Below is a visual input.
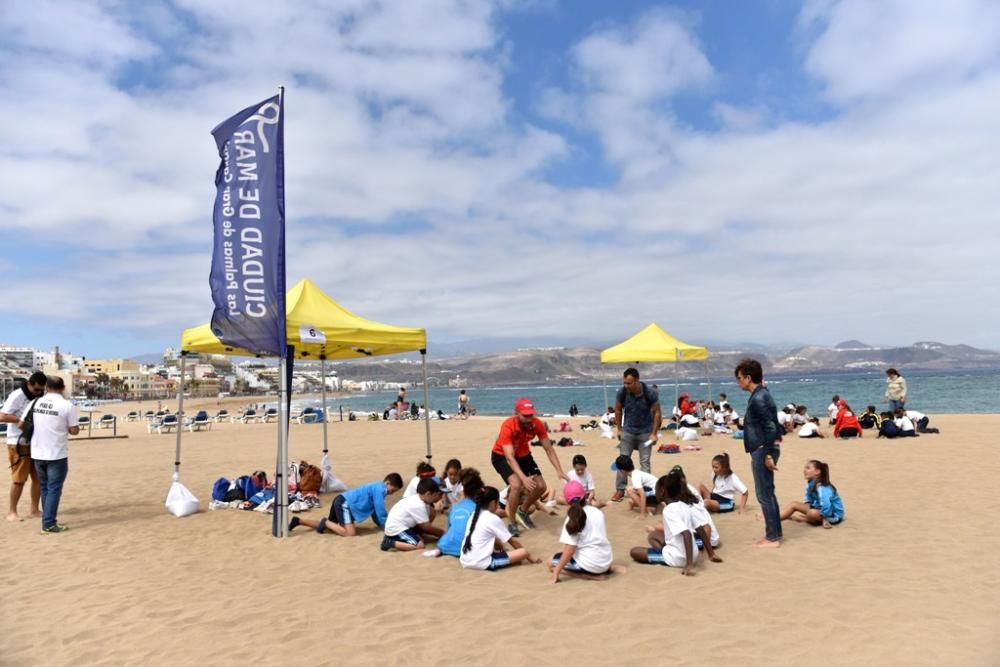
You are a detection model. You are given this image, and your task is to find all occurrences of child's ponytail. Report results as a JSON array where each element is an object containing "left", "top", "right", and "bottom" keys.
[
  {"left": 462, "top": 486, "right": 500, "bottom": 554},
  {"left": 565, "top": 500, "right": 587, "bottom": 536}
]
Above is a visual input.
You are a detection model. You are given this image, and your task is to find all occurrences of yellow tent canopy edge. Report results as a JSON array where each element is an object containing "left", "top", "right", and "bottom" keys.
[
  {"left": 180, "top": 278, "right": 427, "bottom": 360},
  {"left": 599, "top": 322, "right": 709, "bottom": 364}
]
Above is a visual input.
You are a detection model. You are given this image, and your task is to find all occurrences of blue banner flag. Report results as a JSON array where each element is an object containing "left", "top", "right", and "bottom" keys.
[{"left": 208, "top": 94, "right": 287, "bottom": 356}]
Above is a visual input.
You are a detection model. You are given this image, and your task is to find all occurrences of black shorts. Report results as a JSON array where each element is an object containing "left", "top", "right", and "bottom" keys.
[
  {"left": 327, "top": 494, "right": 352, "bottom": 525},
  {"left": 839, "top": 427, "right": 860, "bottom": 439},
  {"left": 492, "top": 452, "right": 541, "bottom": 483}
]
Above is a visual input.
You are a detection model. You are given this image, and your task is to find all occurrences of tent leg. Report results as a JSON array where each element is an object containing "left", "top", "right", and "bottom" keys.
[
  {"left": 173, "top": 353, "right": 186, "bottom": 479},
  {"left": 321, "top": 357, "right": 328, "bottom": 455},
  {"left": 602, "top": 371, "right": 609, "bottom": 414},
  {"left": 674, "top": 365, "right": 679, "bottom": 410},
  {"left": 421, "top": 350, "right": 432, "bottom": 463},
  {"left": 274, "top": 352, "right": 290, "bottom": 538}
]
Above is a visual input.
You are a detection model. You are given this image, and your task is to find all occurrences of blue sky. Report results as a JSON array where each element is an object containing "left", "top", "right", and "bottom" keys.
[{"left": 2, "top": 0, "right": 999, "bottom": 359}]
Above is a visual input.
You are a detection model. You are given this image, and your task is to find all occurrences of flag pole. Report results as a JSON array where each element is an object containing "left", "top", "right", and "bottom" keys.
[
  {"left": 321, "top": 356, "right": 329, "bottom": 454},
  {"left": 421, "top": 350, "right": 432, "bottom": 463},
  {"left": 173, "top": 352, "right": 186, "bottom": 479},
  {"left": 273, "top": 84, "right": 289, "bottom": 538}
]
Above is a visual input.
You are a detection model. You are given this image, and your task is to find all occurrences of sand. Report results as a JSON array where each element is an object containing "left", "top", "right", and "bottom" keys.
[{"left": 6, "top": 402, "right": 1000, "bottom": 666}]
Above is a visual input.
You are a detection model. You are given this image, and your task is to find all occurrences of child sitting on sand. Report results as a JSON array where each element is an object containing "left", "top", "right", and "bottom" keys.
[
  {"left": 833, "top": 401, "right": 862, "bottom": 439},
  {"left": 779, "top": 460, "right": 845, "bottom": 528},
  {"left": 798, "top": 417, "right": 825, "bottom": 439},
  {"left": 562, "top": 454, "right": 606, "bottom": 508},
  {"left": 630, "top": 471, "right": 722, "bottom": 574},
  {"left": 442, "top": 458, "right": 463, "bottom": 509},
  {"left": 550, "top": 481, "right": 626, "bottom": 583},
  {"left": 858, "top": 405, "right": 881, "bottom": 430},
  {"left": 697, "top": 452, "right": 748, "bottom": 514},
  {"left": 381, "top": 477, "right": 445, "bottom": 552},
  {"left": 673, "top": 464, "right": 721, "bottom": 550},
  {"left": 289, "top": 473, "right": 403, "bottom": 536},
  {"left": 434, "top": 468, "right": 484, "bottom": 558},
  {"left": 460, "top": 487, "right": 541, "bottom": 570},
  {"left": 403, "top": 461, "right": 437, "bottom": 497},
  {"left": 893, "top": 409, "right": 918, "bottom": 437},
  {"left": 616, "top": 455, "right": 659, "bottom": 517}
]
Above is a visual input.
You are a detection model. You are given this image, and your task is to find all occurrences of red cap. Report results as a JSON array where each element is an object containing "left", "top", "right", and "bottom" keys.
[{"left": 515, "top": 398, "right": 535, "bottom": 416}]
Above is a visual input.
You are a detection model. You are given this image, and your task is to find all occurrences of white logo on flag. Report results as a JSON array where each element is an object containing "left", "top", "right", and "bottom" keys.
[{"left": 299, "top": 325, "right": 326, "bottom": 344}]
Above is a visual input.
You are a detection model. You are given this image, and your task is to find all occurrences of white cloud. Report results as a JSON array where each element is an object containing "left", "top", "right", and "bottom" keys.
[
  {"left": 803, "top": 0, "right": 1000, "bottom": 103},
  {"left": 1, "top": 1, "right": 999, "bottom": 354}
]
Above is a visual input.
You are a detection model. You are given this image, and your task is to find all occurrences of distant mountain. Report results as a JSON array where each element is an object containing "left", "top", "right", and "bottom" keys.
[
  {"left": 321, "top": 340, "right": 1000, "bottom": 387},
  {"left": 834, "top": 340, "right": 872, "bottom": 350},
  {"left": 130, "top": 352, "right": 164, "bottom": 364}
]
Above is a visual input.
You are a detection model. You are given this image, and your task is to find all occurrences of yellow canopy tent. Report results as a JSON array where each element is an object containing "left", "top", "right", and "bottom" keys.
[
  {"left": 599, "top": 322, "right": 710, "bottom": 408},
  {"left": 172, "top": 280, "right": 432, "bottom": 535},
  {"left": 181, "top": 278, "right": 426, "bottom": 359}
]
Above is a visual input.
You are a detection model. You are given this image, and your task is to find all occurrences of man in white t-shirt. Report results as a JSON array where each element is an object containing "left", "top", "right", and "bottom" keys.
[
  {"left": 0, "top": 371, "right": 47, "bottom": 522},
  {"left": 25, "top": 376, "right": 79, "bottom": 534}
]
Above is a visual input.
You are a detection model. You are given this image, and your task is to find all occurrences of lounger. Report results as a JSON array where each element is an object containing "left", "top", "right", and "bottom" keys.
[
  {"left": 97, "top": 414, "right": 117, "bottom": 429},
  {"left": 294, "top": 407, "right": 320, "bottom": 424},
  {"left": 185, "top": 411, "right": 212, "bottom": 432},
  {"left": 125, "top": 411, "right": 139, "bottom": 422},
  {"left": 78, "top": 415, "right": 91, "bottom": 428},
  {"left": 156, "top": 414, "right": 180, "bottom": 434},
  {"left": 212, "top": 409, "right": 230, "bottom": 422},
  {"left": 262, "top": 407, "right": 279, "bottom": 423},
  {"left": 233, "top": 409, "right": 258, "bottom": 424}
]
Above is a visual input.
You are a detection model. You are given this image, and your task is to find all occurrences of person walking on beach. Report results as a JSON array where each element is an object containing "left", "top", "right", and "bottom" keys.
[
  {"left": 0, "top": 371, "right": 47, "bottom": 522},
  {"left": 884, "top": 369, "right": 907, "bottom": 413},
  {"left": 735, "top": 359, "right": 783, "bottom": 548},
  {"left": 491, "top": 398, "right": 569, "bottom": 536},
  {"left": 458, "top": 389, "right": 470, "bottom": 418},
  {"left": 25, "top": 376, "right": 79, "bottom": 534},
  {"left": 610, "top": 368, "right": 661, "bottom": 503}
]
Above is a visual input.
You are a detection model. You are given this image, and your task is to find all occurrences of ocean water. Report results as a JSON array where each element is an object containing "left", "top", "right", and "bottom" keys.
[{"left": 301, "top": 369, "right": 1000, "bottom": 417}]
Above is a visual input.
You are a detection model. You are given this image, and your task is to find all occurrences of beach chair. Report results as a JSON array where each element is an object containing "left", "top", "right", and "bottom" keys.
[
  {"left": 212, "top": 409, "right": 230, "bottom": 423},
  {"left": 97, "top": 414, "right": 117, "bottom": 429},
  {"left": 185, "top": 411, "right": 212, "bottom": 432},
  {"left": 294, "top": 407, "right": 319, "bottom": 424},
  {"left": 78, "top": 415, "right": 91, "bottom": 428},
  {"left": 125, "top": 411, "right": 139, "bottom": 422},
  {"left": 262, "top": 407, "right": 279, "bottom": 423},
  {"left": 143, "top": 410, "right": 155, "bottom": 421},
  {"left": 234, "top": 409, "right": 258, "bottom": 424},
  {"left": 156, "top": 414, "right": 179, "bottom": 434}
]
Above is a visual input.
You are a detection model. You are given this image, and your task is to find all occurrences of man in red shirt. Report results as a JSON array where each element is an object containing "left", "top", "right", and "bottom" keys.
[{"left": 492, "top": 398, "right": 569, "bottom": 536}]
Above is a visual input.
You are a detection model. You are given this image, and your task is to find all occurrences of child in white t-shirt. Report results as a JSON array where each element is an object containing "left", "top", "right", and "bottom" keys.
[
  {"left": 403, "top": 461, "right": 436, "bottom": 498},
  {"left": 697, "top": 452, "right": 749, "bottom": 514},
  {"left": 560, "top": 454, "right": 605, "bottom": 508},
  {"left": 616, "top": 455, "right": 658, "bottom": 516},
  {"left": 630, "top": 470, "right": 721, "bottom": 573},
  {"left": 460, "top": 487, "right": 540, "bottom": 570},
  {"left": 442, "top": 458, "right": 463, "bottom": 510},
  {"left": 892, "top": 409, "right": 917, "bottom": 437},
  {"left": 798, "top": 417, "right": 825, "bottom": 439},
  {"left": 550, "top": 481, "right": 626, "bottom": 582},
  {"left": 381, "top": 477, "right": 444, "bottom": 552}
]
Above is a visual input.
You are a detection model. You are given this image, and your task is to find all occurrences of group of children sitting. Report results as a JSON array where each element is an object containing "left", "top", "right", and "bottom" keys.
[{"left": 287, "top": 450, "right": 845, "bottom": 579}]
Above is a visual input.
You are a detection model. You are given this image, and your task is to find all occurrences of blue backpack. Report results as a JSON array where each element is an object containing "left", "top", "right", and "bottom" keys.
[{"left": 212, "top": 477, "right": 231, "bottom": 501}]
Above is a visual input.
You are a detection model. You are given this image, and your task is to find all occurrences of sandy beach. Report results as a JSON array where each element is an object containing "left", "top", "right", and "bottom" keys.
[{"left": 6, "top": 402, "right": 999, "bottom": 666}]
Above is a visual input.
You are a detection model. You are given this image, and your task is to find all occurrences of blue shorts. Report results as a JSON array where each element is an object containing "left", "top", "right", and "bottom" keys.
[
  {"left": 328, "top": 494, "right": 353, "bottom": 526},
  {"left": 711, "top": 492, "right": 735, "bottom": 513},
  {"left": 550, "top": 553, "right": 608, "bottom": 575},
  {"left": 380, "top": 528, "right": 422, "bottom": 551},
  {"left": 487, "top": 552, "right": 511, "bottom": 571},
  {"left": 645, "top": 548, "right": 672, "bottom": 566}
]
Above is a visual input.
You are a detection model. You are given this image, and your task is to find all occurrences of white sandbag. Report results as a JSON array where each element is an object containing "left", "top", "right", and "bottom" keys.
[
  {"left": 165, "top": 476, "right": 199, "bottom": 517},
  {"left": 320, "top": 453, "right": 348, "bottom": 493}
]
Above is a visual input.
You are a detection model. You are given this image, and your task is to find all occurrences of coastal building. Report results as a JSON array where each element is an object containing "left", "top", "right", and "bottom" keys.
[{"left": 85, "top": 358, "right": 140, "bottom": 375}]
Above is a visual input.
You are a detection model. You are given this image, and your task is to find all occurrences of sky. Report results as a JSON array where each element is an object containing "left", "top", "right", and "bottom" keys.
[{"left": 2, "top": 0, "right": 999, "bottom": 359}]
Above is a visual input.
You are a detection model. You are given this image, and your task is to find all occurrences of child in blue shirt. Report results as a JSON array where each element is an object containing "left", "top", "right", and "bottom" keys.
[
  {"left": 780, "top": 460, "right": 845, "bottom": 528},
  {"left": 288, "top": 473, "right": 403, "bottom": 536},
  {"left": 431, "top": 468, "right": 484, "bottom": 558}
]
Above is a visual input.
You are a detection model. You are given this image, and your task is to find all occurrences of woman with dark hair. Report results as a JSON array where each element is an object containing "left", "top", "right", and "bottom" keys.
[
  {"left": 884, "top": 369, "right": 907, "bottom": 413},
  {"left": 460, "top": 487, "right": 540, "bottom": 571}
]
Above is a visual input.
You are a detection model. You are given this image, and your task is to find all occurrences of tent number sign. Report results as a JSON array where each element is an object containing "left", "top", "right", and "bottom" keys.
[{"left": 299, "top": 324, "right": 326, "bottom": 344}]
